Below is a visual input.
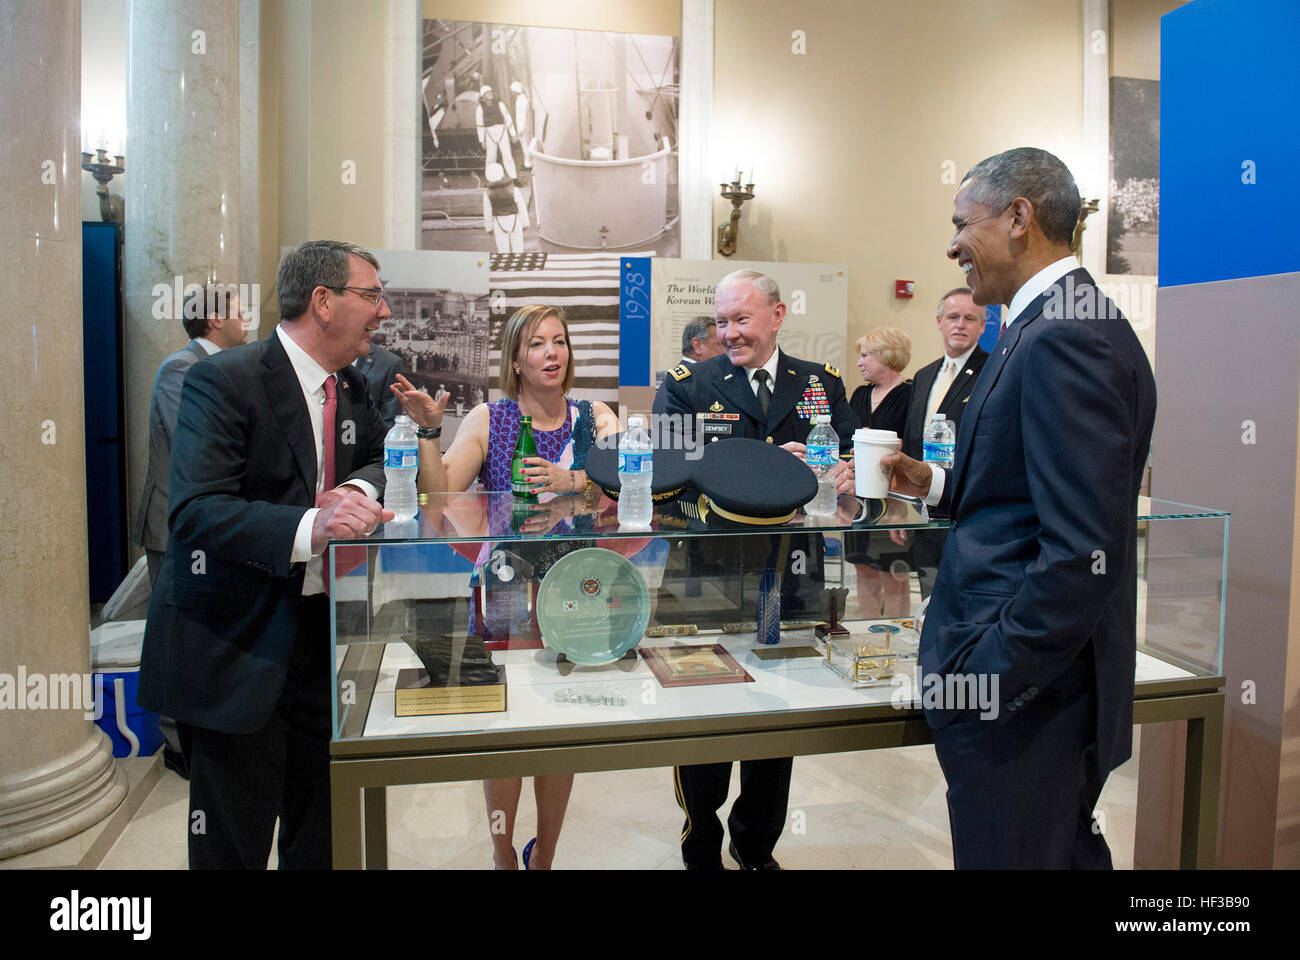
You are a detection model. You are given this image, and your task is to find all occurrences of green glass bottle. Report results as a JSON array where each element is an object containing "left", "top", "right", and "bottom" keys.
[{"left": 511, "top": 415, "right": 539, "bottom": 502}]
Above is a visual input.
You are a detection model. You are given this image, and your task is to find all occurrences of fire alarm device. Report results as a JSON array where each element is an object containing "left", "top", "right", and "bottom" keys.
[{"left": 895, "top": 280, "right": 915, "bottom": 299}]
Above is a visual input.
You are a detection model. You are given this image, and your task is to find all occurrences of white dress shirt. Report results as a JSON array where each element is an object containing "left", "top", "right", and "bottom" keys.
[
  {"left": 194, "top": 337, "right": 221, "bottom": 355},
  {"left": 923, "top": 256, "right": 1080, "bottom": 506},
  {"left": 277, "top": 325, "right": 378, "bottom": 595},
  {"left": 924, "top": 344, "right": 978, "bottom": 423}
]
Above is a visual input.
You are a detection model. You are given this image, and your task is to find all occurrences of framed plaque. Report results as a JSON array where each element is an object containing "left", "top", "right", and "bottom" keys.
[{"left": 640, "top": 643, "right": 754, "bottom": 688}]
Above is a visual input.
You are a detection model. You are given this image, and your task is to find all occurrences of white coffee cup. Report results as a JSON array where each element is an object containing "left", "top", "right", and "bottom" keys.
[{"left": 852, "top": 428, "right": 901, "bottom": 498}]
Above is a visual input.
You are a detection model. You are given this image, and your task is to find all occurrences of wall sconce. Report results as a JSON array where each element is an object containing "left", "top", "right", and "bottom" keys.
[
  {"left": 717, "top": 168, "right": 755, "bottom": 257},
  {"left": 82, "top": 147, "right": 125, "bottom": 225},
  {"left": 1071, "top": 198, "right": 1100, "bottom": 260}
]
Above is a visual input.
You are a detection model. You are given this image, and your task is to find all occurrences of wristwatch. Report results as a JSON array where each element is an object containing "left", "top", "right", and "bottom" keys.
[{"left": 415, "top": 424, "right": 442, "bottom": 440}]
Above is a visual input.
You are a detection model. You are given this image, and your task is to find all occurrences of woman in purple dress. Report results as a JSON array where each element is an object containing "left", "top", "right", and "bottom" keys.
[{"left": 393, "top": 304, "right": 618, "bottom": 870}]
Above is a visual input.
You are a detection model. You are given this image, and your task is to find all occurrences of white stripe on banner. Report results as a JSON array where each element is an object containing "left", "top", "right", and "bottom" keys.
[
  {"left": 487, "top": 252, "right": 634, "bottom": 407},
  {"left": 496, "top": 296, "right": 621, "bottom": 308}
]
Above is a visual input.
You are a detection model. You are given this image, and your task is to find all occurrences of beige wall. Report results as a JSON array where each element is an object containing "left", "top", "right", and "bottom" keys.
[
  {"left": 713, "top": 0, "right": 1085, "bottom": 385},
  {"left": 1111, "top": 0, "right": 1187, "bottom": 80},
  {"left": 422, "top": 0, "right": 679, "bottom": 34}
]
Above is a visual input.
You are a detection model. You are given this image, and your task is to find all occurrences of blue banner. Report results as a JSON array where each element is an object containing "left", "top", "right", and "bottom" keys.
[
  {"left": 978, "top": 304, "right": 1002, "bottom": 352},
  {"left": 619, "top": 257, "right": 653, "bottom": 386}
]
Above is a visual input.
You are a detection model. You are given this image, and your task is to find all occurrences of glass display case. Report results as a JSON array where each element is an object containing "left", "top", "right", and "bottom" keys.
[{"left": 328, "top": 492, "right": 1227, "bottom": 868}]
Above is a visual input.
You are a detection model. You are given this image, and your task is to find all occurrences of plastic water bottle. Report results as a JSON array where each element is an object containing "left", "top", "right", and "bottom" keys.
[
  {"left": 804, "top": 414, "right": 839, "bottom": 516},
  {"left": 922, "top": 413, "right": 956, "bottom": 470},
  {"left": 617, "top": 415, "right": 654, "bottom": 528},
  {"left": 383, "top": 414, "right": 420, "bottom": 519}
]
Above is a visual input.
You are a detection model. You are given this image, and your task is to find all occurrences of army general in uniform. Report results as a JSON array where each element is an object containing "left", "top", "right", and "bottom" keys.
[{"left": 653, "top": 269, "right": 858, "bottom": 869}]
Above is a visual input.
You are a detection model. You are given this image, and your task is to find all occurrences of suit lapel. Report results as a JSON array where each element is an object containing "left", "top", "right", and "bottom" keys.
[
  {"left": 716, "top": 359, "right": 765, "bottom": 425},
  {"left": 765, "top": 351, "right": 804, "bottom": 432},
  {"left": 939, "top": 349, "right": 985, "bottom": 411},
  {"left": 260, "top": 335, "right": 318, "bottom": 501},
  {"left": 910, "top": 360, "right": 939, "bottom": 437},
  {"left": 950, "top": 323, "right": 1032, "bottom": 504}
]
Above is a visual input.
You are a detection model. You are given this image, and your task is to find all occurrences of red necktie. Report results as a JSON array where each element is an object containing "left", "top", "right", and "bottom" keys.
[
  {"left": 322, "top": 374, "right": 337, "bottom": 490},
  {"left": 1000, "top": 319, "right": 1009, "bottom": 337},
  {"left": 321, "top": 375, "right": 337, "bottom": 593}
]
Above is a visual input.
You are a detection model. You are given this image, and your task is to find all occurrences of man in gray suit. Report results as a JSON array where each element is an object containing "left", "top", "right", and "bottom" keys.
[
  {"left": 134, "top": 285, "right": 247, "bottom": 777},
  {"left": 135, "top": 285, "right": 248, "bottom": 585},
  {"left": 354, "top": 342, "right": 405, "bottom": 430}
]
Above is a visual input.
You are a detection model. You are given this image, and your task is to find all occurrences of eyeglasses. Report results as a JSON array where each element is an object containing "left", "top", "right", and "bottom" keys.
[{"left": 330, "top": 285, "right": 388, "bottom": 307}]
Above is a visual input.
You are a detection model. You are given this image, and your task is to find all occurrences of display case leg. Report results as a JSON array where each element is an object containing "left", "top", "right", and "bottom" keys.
[
  {"left": 364, "top": 786, "right": 388, "bottom": 870},
  {"left": 331, "top": 766, "right": 365, "bottom": 870},
  {"left": 1180, "top": 692, "right": 1223, "bottom": 870}
]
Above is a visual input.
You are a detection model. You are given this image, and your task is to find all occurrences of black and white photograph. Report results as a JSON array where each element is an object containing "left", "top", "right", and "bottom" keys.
[
  {"left": 372, "top": 250, "right": 491, "bottom": 446},
  {"left": 420, "top": 18, "right": 681, "bottom": 257},
  {"left": 1108, "top": 76, "right": 1160, "bottom": 276}
]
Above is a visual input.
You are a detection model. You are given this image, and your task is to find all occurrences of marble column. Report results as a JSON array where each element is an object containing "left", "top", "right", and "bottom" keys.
[
  {"left": 124, "top": 0, "right": 241, "bottom": 552},
  {"left": 238, "top": 0, "right": 260, "bottom": 324},
  {"left": 0, "top": 0, "right": 128, "bottom": 860}
]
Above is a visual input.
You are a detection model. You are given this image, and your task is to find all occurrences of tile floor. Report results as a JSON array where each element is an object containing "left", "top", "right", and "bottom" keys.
[
  {"left": 85, "top": 735, "right": 1139, "bottom": 870},
  {"left": 13, "top": 557, "right": 1147, "bottom": 871}
]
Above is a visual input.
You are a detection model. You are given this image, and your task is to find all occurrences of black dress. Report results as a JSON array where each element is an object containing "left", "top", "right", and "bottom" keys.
[
  {"left": 849, "top": 380, "right": 912, "bottom": 435},
  {"left": 845, "top": 380, "right": 912, "bottom": 567}
]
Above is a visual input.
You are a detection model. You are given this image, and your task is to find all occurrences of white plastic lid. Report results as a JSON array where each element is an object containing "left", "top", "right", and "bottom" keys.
[
  {"left": 627, "top": 415, "right": 645, "bottom": 429},
  {"left": 930, "top": 412, "right": 947, "bottom": 420},
  {"left": 815, "top": 414, "right": 831, "bottom": 423},
  {"left": 854, "top": 428, "right": 899, "bottom": 444}
]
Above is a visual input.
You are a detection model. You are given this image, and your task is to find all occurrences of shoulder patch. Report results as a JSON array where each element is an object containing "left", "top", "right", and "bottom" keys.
[
  {"left": 823, "top": 364, "right": 841, "bottom": 379},
  {"left": 669, "top": 364, "right": 692, "bottom": 382}
]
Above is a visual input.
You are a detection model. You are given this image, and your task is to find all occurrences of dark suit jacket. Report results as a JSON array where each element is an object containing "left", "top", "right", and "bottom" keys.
[
  {"left": 138, "top": 332, "right": 387, "bottom": 735},
  {"left": 654, "top": 349, "right": 859, "bottom": 451},
  {"left": 900, "top": 347, "right": 990, "bottom": 460},
  {"left": 922, "top": 268, "right": 1156, "bottom": 776},
  {"left": 355, "top": 344, "right": 405, "bottom": 430},
  {"left": 134, "top": 340, "right": 209, "bottom": 553}
]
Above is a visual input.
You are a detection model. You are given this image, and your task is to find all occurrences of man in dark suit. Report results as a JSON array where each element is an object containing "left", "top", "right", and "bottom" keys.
[
  {"left": 138, "top": 240, "right": 395, "bottom": 869},
  {"left": 135, "top": 284, "right": 249, "bottom": 585},
  {"left": 134, "top": 284, "right": 249, "bottom": 778},
  {"left": 651, "top": 315, "right": 726, "bottom": 411},
  {"left": 655, "top": 269, "right": 859, "bottom": 870},
  {"left": 354, "top": 342, "right": 406, "bottom": 430},
  {"left": 900, "top": 288, "right": 989, "bottom": 461},
  {"left": 884, "top": 148, "right": 1156, "bottom": 868}
]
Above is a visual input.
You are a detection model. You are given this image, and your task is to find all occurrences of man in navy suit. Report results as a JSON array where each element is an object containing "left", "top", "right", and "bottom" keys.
[
  {"left": 884, "top": 148, "right": 1156, "bottom": 868},
  {"left": 139, "top": 240, "right": 394, "bottom": 868}
]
